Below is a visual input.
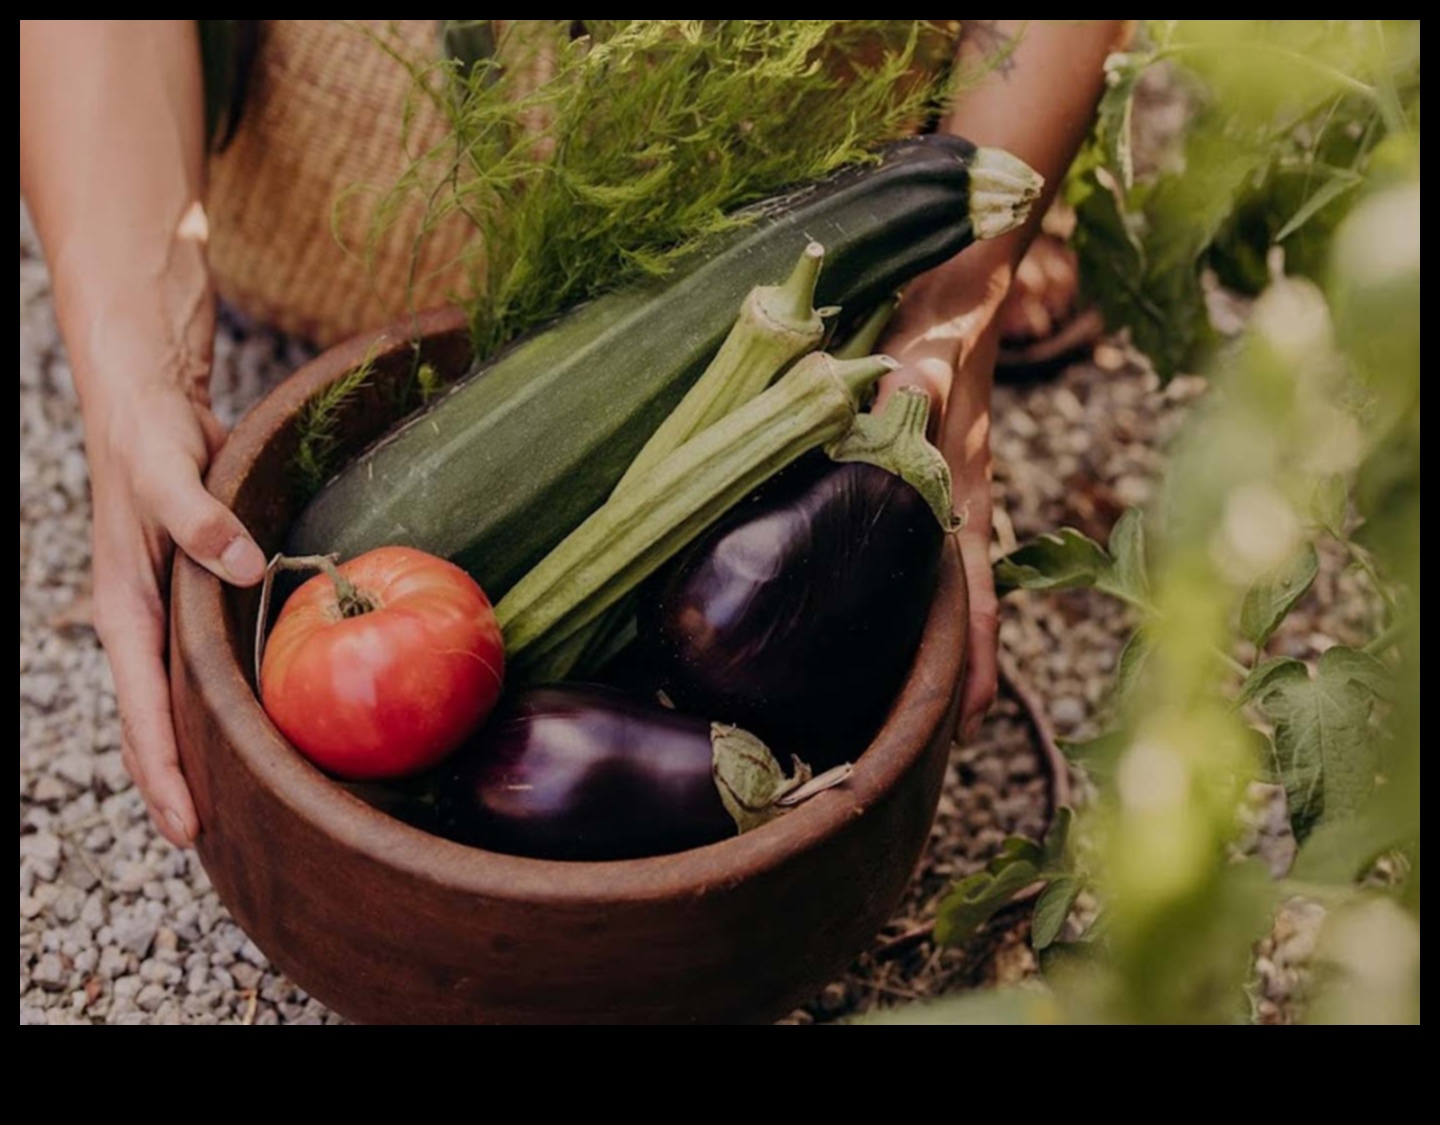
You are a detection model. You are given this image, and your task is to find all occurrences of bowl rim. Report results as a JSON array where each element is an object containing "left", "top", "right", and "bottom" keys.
[{"left": 174, "top": 307, "right": 968, "bottom": 907}]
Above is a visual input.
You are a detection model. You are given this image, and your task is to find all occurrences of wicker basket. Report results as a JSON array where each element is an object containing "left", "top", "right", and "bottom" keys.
[
  {"left": 207, "top": 20, "right": 478, "bottom": 346},
  {"left": 206, "top": 20, "right": 960, "bottom": 347}
]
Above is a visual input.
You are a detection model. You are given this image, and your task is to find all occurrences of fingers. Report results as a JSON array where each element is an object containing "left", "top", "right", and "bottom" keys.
[
  {"left": 957, "top": 529, "right": 1001, "bottom": 745},
  {"left": 94, "top": 583, "right": 198, "bottom": 848},
  {"left": 137, "top": 458, "right": 265, "bottom": 587}
]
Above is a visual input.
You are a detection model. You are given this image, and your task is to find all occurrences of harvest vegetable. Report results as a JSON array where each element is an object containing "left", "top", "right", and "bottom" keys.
[
  {"left": 614, "top": 241, "right": 830, "bottom": 494},
  {"left": 260, "top": 548, "right": 505, "bottom": 782},
  {"left": 497, "top": 352, "right": 898, "bottom": 681},
  {"left": 641, "top": 390, "right": 950, "bottom": 768},
  {"left": 289, "top": 137, "right": 1043, "bottom": 598},
  {"left": 449, "top": 686, "right": 850, "bottom": 862}
]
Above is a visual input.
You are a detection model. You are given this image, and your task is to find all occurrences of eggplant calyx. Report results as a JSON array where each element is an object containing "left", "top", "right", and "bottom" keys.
[
  {"left": 712, "top": 726, "right": 849, "bottom": 836},
  {"left": 826, "top": 387, "right": 961, "bottom": 532}
]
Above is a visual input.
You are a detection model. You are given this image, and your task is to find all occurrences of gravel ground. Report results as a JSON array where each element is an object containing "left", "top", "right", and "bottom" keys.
[{"left": 20, "top": 198, "right": 1353, "bottom": 1025}]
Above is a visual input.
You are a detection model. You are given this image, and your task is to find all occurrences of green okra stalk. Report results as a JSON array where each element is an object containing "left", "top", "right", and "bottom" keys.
[
  {"left": 833, "top": 296, "right": 900, "bottom": 362},
  {"left": 540, "top": 242, "right": 833, "bottom": 682},
  {"left": 499, "top": 351, "right": 899, "bottom": 676},
  {"left": 614, "top": 242, "right": 829, "bottom": 496}
]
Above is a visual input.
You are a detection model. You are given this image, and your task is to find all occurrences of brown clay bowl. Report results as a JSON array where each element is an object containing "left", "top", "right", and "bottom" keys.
[{"left": 171, "top": 308, "right": 969, "bottom": 1025}]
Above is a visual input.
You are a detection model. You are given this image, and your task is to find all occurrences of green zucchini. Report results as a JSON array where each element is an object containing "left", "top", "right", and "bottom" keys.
[{"left": 289, "top": 137, "right": 1041, "bottom": 597}]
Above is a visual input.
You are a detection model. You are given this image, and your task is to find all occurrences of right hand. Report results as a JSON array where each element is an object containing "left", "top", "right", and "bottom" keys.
[{"left": 85, "top": 344, "right": 267, "bottom": 848}]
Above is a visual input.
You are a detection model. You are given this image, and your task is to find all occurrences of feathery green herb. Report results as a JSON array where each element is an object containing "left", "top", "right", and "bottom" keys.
[
  {"left": 292, "top": 353, "right": 376, "bottom": 496},
  {"left": 357, "top": 20, "right": 963, "bottom": 357}
]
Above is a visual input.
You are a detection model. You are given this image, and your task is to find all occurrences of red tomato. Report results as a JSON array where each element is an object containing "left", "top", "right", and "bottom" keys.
[{"left": 260, "top": 548, "right": 505, "bottom": 782}]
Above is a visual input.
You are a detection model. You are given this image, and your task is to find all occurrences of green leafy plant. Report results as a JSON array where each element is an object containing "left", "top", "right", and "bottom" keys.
[
  {"left": 292, "top": 353, "right": 376, "bottom": 496},
  {"left": 1068, "top": 19, "right": 1420, "bottom": 381},
  {"left": 361, "top": 19, "right": 965, "bottom": 359},
  {"left": 912, "top": 19, "right": 1419, "bottom": 1026}
]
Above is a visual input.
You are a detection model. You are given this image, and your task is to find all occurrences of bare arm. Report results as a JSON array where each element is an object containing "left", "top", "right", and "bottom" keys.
[
  {"left": 21, "top": 20, "right": 267, "bottom": 847},
  {"left": 880, "top": 19, "right": 1132, "bottom": 741}
]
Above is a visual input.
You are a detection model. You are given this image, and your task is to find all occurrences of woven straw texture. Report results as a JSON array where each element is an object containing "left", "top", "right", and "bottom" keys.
[
  {"left": 206, "top": 20, "right": 960, "bottom": 346},
  {"left": 207, "top": 20, "right": 475, "bottom": 346}
]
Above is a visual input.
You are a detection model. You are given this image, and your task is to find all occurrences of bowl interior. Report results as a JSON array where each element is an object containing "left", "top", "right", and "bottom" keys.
[{"left": 187, "top": 308, "right": 970, "bottom": 902}]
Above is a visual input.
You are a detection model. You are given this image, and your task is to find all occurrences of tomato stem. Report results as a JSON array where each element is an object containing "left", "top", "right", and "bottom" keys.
[{"left": 276, "top": 554, "right": 377, "bottom": 619}]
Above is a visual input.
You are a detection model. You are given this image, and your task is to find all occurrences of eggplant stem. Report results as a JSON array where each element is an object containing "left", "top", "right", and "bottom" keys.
[
  {"left": 253, "top": 553, "right": 376, "bottom": 687},
  {"left": 827, "top": 387, "right": 960, "bottom": 533},
  {"left": 776, "top": 763, "right": 855, "bottom": 808}
]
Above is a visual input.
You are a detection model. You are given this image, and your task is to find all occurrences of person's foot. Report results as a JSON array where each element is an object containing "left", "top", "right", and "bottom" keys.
[
  {"left": 998, "top": 233, "right": 1081, "bottom": 343},
  {"left": 996, "top": 231, "right": 1105, "bottom": 374}
]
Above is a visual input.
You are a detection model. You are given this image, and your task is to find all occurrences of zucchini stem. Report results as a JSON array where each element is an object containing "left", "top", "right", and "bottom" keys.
[{"left": 968, "top": 147, "right": 1045, "bottom": 242}]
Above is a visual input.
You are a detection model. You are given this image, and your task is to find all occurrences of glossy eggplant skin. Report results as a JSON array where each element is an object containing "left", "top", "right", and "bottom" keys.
[
  {"left": 449, "top": 686, "right": 734, "bottom": 862},
  {"left": 641, "top": 454, "right": 943, "bottom": 769}
]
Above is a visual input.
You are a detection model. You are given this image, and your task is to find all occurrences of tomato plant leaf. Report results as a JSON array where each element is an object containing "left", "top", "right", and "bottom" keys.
[
  {"left": 935, "top": 861, "right": 1040, "bottom": 948},
  {"left": 1240, "top": 543, "right": 1321, "bottom": 649},
  {"left": 995, "top": 529, "right": 1113, "bottom": 597},
  {"left": 1042, "top": 807, "right": 1075, "bottom": 873},
  {"left": 1106, "top": 509, "right": 1150, "bottom": 605},
  {"left": 989, "top": 837, "right": 1045, "bottom": 874},
  {"left": 1032, "top": 876, "right": 1084, "bottom": 952},
  {"left": 1061, "top": 731, "right": 1128, "bottom": 786},
  {"left": 1253, "top": 647, "right": 1389, "bottom": 843},
  {"left": 1115, "top": 631, "right": 1154, "bottom": 712},
  {"left": 1238, "top": 658, "right": 1308, "bottom": 710},
  {"left": 1292, "top": 805, "right": 1416, "bottom": 886}
]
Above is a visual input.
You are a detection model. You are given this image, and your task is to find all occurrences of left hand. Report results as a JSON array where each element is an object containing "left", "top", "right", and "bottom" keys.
[{"left": 877, "top": 255, "right": 1011, "bottom": 744}]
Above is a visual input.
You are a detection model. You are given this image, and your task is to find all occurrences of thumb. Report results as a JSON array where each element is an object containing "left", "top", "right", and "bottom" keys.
[{"left": 146, "top": 469, "right": 267, "bottom": 587}]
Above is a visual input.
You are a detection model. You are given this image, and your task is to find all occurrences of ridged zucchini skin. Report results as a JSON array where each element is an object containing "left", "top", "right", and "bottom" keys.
[{"left": 290, "top": 136, "right": 985, "bottom": 597}]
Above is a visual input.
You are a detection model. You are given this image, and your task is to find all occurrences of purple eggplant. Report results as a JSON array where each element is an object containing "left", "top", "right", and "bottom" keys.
[
  {"left": 640, "top": 390, "right": 950, "bottom": 769},
  {"left": 448, "top": 686, "right": 835, "bottom": 862}
]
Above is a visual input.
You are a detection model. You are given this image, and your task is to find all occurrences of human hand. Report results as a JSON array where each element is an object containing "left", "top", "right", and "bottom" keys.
[
  {"left": 877, "top": 258, "right": 1009, "bottom": 745},
  {"left": 83, "top": 328, "right": 267, "bottom": 848}
]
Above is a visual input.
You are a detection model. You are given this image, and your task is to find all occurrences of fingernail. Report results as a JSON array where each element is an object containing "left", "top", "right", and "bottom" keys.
[
  {"left": 164, "top": 809, "right": 192, "bottom": 844},
  {"left": 221, "top": 537, "right": 267, "bottom": 586}
]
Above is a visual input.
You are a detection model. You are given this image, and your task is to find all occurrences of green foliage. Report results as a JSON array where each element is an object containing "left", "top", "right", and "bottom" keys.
[
  {"left": 934, "top": 27, "right": 1420, "bottom": 1018},
  {"left": 1069, "top": 20, "right": 1420, "bottom": 381},
  {"left": 936, "top": 809, "right": 1085, "bottom": 952},
  {"left": 1032, "top": 878, "right": 1084, "bottom": 953},
  {"left": 1239, "top": 545, "right": 1319, "bottom": 649},
  {"left": 1250, "top": 648, "right": 1389, "bottom": 844},
  {"left": 292, "top": 355, "right": 376, "bottom": 497},
  {"left": 364, "top": 20, "right": 961, "bottom": 358},
  {"left": 995, "top": 511, "right": 1149, "bottom": 607}
]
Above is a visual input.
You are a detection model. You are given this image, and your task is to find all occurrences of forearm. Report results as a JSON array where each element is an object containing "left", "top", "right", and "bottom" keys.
[
  {"left": 939, "top": 19, "right": 1133, "bottom": 291},
  {"left": 20, "top": 20, "right": 211, "bottom": 413}
]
